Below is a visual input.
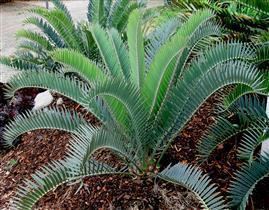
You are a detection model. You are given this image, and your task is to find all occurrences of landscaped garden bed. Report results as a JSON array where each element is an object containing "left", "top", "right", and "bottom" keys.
[{"left": 0, "top": 0, "right": 269, "bottom": 209}]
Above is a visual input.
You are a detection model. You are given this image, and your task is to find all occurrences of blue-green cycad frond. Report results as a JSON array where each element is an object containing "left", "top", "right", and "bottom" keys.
[
  {"left": 51, "top": 0, "right": 73, "bottom": 22},
  {"left": 23, "top": 17, "right": 65, "bottom": 48},
  {"left": 16, "top": 29, "right": 53, "bottom": 51},
  {"left": 198, "top": 96, "right": 268, "bottom": 162},
  {"left": 229, "top": 152, "right": 269, "bottom": 210},
  {"left": 90, "top": 24, "right": 130, "bottom": 79},
  {"left": 235, "top": 0, "right": 269, "bottom": 16},
  {"left": 159, "top": 163, "right": 227, "bottom": 210},
  {"left": 106, "top": 0, "right": 141, "bottom": 31},
  {"left": 5, "top": 70, "right": 89, "bottom": 105},
  {"left": 11, "top": 158, "right": 117, "bottom": 210},
  {"left": 28, "top": 7, "right": 81, "bottom": 50},
  {"left": 145, "top": 17, "right": 182, "bottom": 69},
  {"left": 3, "top": 107, "right": 88, "bottom": 147},
  {"left": 0, "top": 56, "right": 43, "bottom": 71},
  {"left": 50, "top": 48, "right": 107, "bottom": 84}
]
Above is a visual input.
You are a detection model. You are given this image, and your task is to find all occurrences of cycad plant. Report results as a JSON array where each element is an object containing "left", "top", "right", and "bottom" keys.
[
  {"left": 0, "top": 0, "right": 145, "bottom": 71},
  {"left": 3, "top": 9, "right": 265, "bottom": 209}
]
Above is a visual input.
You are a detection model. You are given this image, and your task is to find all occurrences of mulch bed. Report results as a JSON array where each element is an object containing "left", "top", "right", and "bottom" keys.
[{"left": 0, "top": 85, "right": 268, "bottom": 209}]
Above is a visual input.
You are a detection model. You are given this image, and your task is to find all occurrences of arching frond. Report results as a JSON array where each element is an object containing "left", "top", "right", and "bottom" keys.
[
  {"left": 238, "top": 126, "right": 269, "bottom": 162},
  {"left": 228, "top": 95, "right": 267, "bottom": 117},
  {"left": 110, "top": 1, "right": 139, "bottom": 32},
  {"left": 67, "top": 125, "right": 138, "bottom": 170},
  {"left": 197, "top": 116, "right": 267, "bottom": 162},
  {"left": 108, "top": 28, "right": 131, "bottom": 80},
  {"left": 145, "top": 17, "right": 182, "bottom": 69},
  {"left": 28, "top": 7, "right": 80, "bottom": 50},
  {"left": 5, "top": 70, "right": 88, "bottom": 106},
  {"left": 107, "top": 0, "right": 130, "bottom": 29},
  {"left": 229, "top": 153, "right": 269, "bottom": 210},
  {"left": 90, "top": 24, "right": 125, "bottom": 78},
  {"left": 51, "top": 0, "right": 73, "bottom": 22},
  {"left": 0, "top": 56, "right": 43, "bottom": 71},
  {"left": 256, "top": 43, "right": 269, "bottom": 64},
  {"left": 220, "top": 84, "right": 259, "bottom": 112},
  {"left": 235, "top": 0, "right": 269, "bottom": 16},
  {"left": 51, "top": 49, "right": 107, "bottom": 84},
  {"left": 181, "top": 41, "right": 256, "bottom": 90},
  {"left": 174, "top": 19, "right": 222, "bottom": 81},
  {"left": 16, "top": 29, "right": 53, "bottom": 51},
  {"left": 18, "top": 40, "right": 47, "bottom": 57},
  {"left": 12, "top": 159, "right": 117, "bottom": 210},
  {"left": 143, "top": 10, "right": 216, "bottom": 117},
  {"left": 87, "top": 0, "right": 105, "bottom": 26},
  {"left": 23, "top": 17, "right": 65, "bottom": 48},
  {"left": 159, "top": 163, "right": 226, "bottom": 210},
  {"left": 3, "top": 107, "right": 87, "bottom": 147},
  {"left": 127, "top": 9, "right": 146, "bottom": 89}
]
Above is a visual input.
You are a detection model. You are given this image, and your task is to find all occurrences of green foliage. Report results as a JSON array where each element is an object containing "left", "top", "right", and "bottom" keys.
[
  {"left": 169, "top": 0, "right": 269, "bottom": 41},
  {"left": 198, "top": 96, "right": 268, "bottom": 162},
  {"left": 3, "top": 108, "right": 88, "bottom": 147},
  {"left": 229, "top": 153, "right": 269, "bottom": 210},
  {"left": 127, "top": 9, "right": 146, "bottom": 89},
  {"left": 159, "top": 163, "right": 226, "bottom": 209}
]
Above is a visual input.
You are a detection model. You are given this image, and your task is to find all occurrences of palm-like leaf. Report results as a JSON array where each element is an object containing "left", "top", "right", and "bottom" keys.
[
  {"left": 90, "top": 24, "right": 126, "bottom": 78},
  {"left": 12, "top": 159, "right": 117, "bottom": 210},
  {"left": 28, "top": 7, "right": 81, "bottom": 50},
  {"left": 16, "top": 29, "right": 53, "bottom": 51},
  {"left": 235, "top": 0, "right": 269, "bottom": 16},
  {"left": 145, "top": 17, "right": 182, "bottom": 69},
  {"left": 23, "top": 16, "right": 65, "bottom": 48},
  {"left": 198, "top": 116, "right": 267, "bottom": 162},
  {"left": 68, "top": 125, "right": 138, "bottom": 170},
  {"left": 0, "top": 56, "right": 43, "bottom": 71},
  {"left": 229, "top": 153, "right": 269, "bottom": 210},
  {"left": 51, "top": 49, "right": 107, "bottom": 84},
  {"left": 127, "top": 9, "right": 146, "bottom": 89},
  {"left": 88, "top": 0, "right": 105, "bottom": 25},
  {"left": 6, "top": 8, "right": 268, "bottom": 209},
  {"left": 3, "top": 108, "right": 87, "bottom": 147},
  {"left": 5, "top": 70, "right": 89, "bottom": 106},
  {"left": 198, "top": 96, "right": 269, "bottom": 162},
  {"left": 159, "top": 163, "right": 226, "bottom": 210},
  {"left": 86, "top": 79, "right": 149, "bottom": 144}
]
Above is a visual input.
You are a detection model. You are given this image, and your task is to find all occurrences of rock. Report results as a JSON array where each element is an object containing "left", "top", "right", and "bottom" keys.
[
  {"left": 56, "top": 97, "right": 63, "bottom": 106},
  {"left": 32, "top": 90, "right": 53, "bottom": 111}
]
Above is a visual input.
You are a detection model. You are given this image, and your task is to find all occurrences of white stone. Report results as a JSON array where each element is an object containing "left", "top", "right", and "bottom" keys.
[
  {"left": 56, "top": 97, "right": 63, "bottom": 105},
  {"left": 32, "top": 90, "right": 53, "bottom": 111},
  {"left": 261, "top": 97, "right": 269, "bottom": 156}
]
